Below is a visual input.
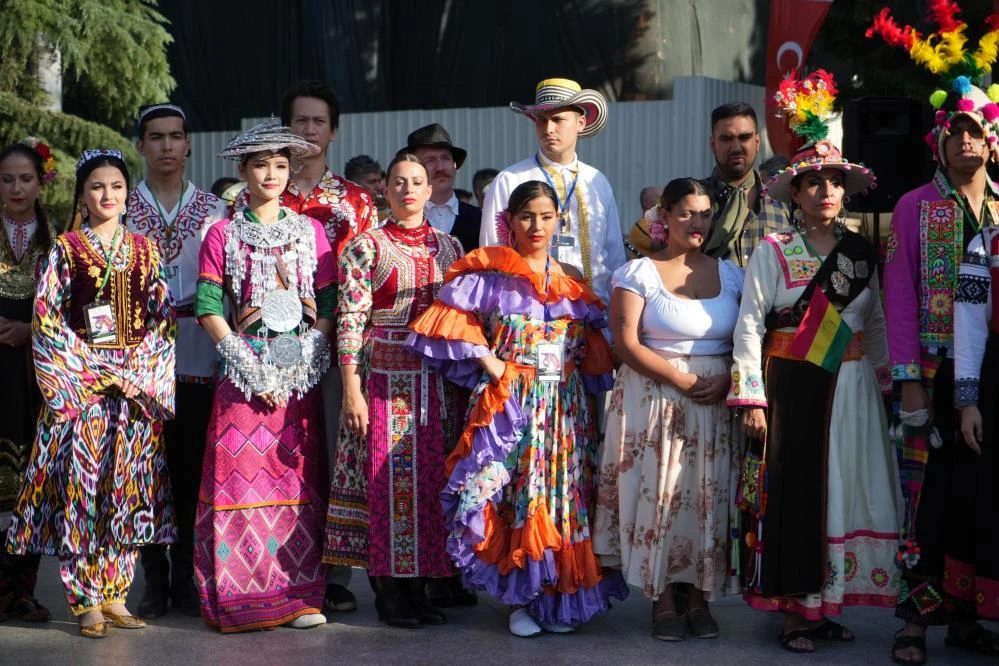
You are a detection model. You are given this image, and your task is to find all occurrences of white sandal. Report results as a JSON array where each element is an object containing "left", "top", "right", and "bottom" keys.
[{"left": 509, "top": 608, "right": 542, "bottom": 638}]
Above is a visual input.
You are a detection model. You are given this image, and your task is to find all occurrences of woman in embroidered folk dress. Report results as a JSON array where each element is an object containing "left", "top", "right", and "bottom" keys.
[
  {"left": 0, "top": 140, "right": 57, "bottom": 624},
  {"left": 324, "top": 153, "right": 462, "bottom": 628},
  {"left": 592, "top": 178, "right": 742, "bottom": 641},
  {"left": 194, "top": 122, "right": 334, "bottom": 633},
  {"left": 729, "top": 71, "right": 901, "bottom": 654},
  {"left": 5, "top": 149, "right": 176, "bottom": 639},
  {"left": 951, "top": 227, "right": 999, "bottom": 624},
  {"left": 406, "top": 180, "right": 627, "bottom": 638}
]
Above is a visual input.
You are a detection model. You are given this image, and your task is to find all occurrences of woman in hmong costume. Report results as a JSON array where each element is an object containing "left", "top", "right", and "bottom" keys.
[
  {"left": 406, "top": 180, "right": 628, "bottom": 638},
  {"left": 728, "top": 72, "right": 901, "bottom": 654},
  {"left": 194, "top": 122, "right": 334, "bottom": 633},
  {"left": 325, "top": 153, "right": 463, "bottom": 628},
  {"left": 6, "top": 149, "right": 176, "bottom": 639},
  {"left": 0, "top": 139, "right": 57, "bottom": 624},
  {"left": 952, "top": 227, "right": 999, "bottom": 623}
]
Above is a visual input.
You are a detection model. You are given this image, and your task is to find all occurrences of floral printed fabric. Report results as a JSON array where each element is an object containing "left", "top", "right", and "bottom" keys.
[{"left": 594, "top": 357, "right": 739, "bottom": 601}]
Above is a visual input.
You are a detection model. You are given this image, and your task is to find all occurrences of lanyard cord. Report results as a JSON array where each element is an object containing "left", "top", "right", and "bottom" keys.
[
  {"left": 535, "top": 155, "right": 578, "bottom": 231},
  {"left": 93, "top": 225, "right": 123, "bottom": 300},
  {"left": 148, "top": 182, "right": 187, "bottom": 244}
]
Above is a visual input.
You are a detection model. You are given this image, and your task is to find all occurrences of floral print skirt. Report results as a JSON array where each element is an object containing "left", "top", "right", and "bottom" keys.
[{"left": 593, "top": 354, "right": 739, "bottom": 601}]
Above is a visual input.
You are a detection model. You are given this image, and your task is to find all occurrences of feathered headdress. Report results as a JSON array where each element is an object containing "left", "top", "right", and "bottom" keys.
[
  {"left": 765, "top": 70, "right": 876, "bottom": 204},
  {"left": 866, "top": 0, "right": 999, "bottom": 164},
  {"left": 774, "top": 69, "right": 839, "bottom": 144}
]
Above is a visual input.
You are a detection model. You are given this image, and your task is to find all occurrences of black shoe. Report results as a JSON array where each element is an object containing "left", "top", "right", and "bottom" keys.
[
  {"left": 408, "top": 578, "right": 447, "bottom": 625},
  {"left": 425, "top": 575, "right": 477, "bottom": 608},
  {"left": 370, "top": 576, "right": 421, "bottom": 628},
  {"left": 324, "top": 583, "right": 357, "bottom": 613},
  {"left": 137, "top": 547, "right": 169, "bottom": 619},
  {"left": 171, "top": 578, "right": 202, "bottom": 617}
]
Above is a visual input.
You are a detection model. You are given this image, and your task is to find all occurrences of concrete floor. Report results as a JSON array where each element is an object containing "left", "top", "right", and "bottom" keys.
[{"left": 1, "top": 558, "right": 993, "bottom": 665}]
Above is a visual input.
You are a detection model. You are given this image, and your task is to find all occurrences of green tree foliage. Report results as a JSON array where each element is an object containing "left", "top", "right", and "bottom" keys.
[{"left": 0, "top": 0, "right": 174, "bottom": 225}]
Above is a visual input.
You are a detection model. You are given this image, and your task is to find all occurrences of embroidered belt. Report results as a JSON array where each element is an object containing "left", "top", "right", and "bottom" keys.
[
  {"left": 369, "top": 326, "right": 445, "bottom": 426},
  {"left": 765, "top": 330, "right": 865, "bottom": 362}
]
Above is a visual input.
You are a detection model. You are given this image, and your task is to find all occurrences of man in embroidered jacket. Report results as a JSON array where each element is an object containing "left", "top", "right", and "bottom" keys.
[{"left": 128, "top": 103, "right": 226, "bottom": 618}]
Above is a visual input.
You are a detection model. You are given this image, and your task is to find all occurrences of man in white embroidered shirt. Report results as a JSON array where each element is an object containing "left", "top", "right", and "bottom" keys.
[{"left": 479, "top": 78, "right": 625, "bottom": 303}]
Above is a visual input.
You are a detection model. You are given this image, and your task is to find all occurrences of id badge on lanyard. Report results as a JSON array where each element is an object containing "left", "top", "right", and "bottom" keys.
[
  {"left": 536, "top": 342, "right": 563, "bottom": 382},
  {"left": 85, "top": 301, "right": 117, "bottom": 344}
]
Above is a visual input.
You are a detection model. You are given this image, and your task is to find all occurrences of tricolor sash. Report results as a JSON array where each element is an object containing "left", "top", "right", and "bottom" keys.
[{"left": 783, "top": 231, "right": 876, "bottom": 372}]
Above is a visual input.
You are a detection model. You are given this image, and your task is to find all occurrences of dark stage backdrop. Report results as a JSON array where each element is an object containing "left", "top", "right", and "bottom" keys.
[{"left": 159, "top": 0, "right": 767, "bottom": 131}]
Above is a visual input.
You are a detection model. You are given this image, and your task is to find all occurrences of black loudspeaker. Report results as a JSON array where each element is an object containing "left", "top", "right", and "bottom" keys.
[{"left": 843, "top": 97, "right": 935, "bottom": 213}]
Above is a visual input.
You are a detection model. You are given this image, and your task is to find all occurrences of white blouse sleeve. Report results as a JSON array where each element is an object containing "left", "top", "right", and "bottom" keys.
[
  {"left": 610, "top": 258, "right": 652, "bottom": 299},
  {"left": 727, "top": 241, "right": 779, "bottom": 407},
  {"left": 954, "top": 231, "right": 992, "bottom": 407},
  {"left": 719, "top": 259, "right": 745, "bottom": 300},
  {"left": 861, "top": 270, "right": 892, "bottom": 392}
]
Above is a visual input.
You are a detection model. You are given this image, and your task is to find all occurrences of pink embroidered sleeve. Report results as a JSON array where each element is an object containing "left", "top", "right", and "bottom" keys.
[
  {"left": 883, "top": 192, "right": 923, "bottom": 381},
  {"left": 336, "top": 234, "right": 377, "bottom": 366}
]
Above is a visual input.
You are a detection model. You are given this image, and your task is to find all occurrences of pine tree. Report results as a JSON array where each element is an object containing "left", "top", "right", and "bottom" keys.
[{"left": 0, "top": 0, "right": 174, "bottom": 225}]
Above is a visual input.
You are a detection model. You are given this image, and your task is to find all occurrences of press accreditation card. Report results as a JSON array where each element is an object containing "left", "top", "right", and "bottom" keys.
[
  {"left": 84, "top": 301, "right": 117, "bottom": 344},
  {"left": 536, "top": 342, "right": 563, "bottom": 382}
]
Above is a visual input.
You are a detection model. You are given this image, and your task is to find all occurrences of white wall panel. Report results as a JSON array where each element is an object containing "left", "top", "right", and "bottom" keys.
[{"left": 187, "top": 76, "right": 768, "bottom": 226}]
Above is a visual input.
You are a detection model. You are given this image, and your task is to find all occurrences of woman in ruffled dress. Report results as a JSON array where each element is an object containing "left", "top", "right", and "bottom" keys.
[
  {"left": 0, "top": 139, "right": 57, "bottom": 624},
  {"left": 593, "top": 177, "right": 743, "bottom": 641},
  {"left": 325, "top": 153, "right": 464, "bottom": 628},
  {"left": 406, "top": 180, "right": 627, "bottom": 637},
  {"left": 6, "top": 149, "right": 176, "bottom": 638},
  {"left": 729, "top": 72, "right": 900, "bottom": 654},
  {"left": 194, "top": 122, "right": 334, "bottom": 632}
]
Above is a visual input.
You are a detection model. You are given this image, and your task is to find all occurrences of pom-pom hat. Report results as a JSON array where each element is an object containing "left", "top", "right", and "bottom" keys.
[
  {"left": 764, "top": 70, "right": 877, "bottom": 204},
  {"left": 866, "top": 0, "right": 999, "bottom": 165}
]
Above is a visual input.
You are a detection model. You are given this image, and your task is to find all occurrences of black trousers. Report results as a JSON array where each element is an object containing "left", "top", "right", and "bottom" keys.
[{"left": 141, "top": 381, "right": 213, "bottom": 587}]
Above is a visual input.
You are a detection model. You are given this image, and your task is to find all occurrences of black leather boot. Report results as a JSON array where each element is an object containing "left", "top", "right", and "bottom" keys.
[
  {"left": 137, "top": 545, "right": 170, "bottom": 618},
  {"left": 408, "top": 577, "right": 447, "bottom": 625},
  {"left": 370, "top": 575, "right": 421, "bottom": 628}
]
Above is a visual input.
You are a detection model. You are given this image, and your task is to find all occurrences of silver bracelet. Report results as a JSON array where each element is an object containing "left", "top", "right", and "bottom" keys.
[{"left": 216, "top": 332, "right": 272, "bottom": 397}]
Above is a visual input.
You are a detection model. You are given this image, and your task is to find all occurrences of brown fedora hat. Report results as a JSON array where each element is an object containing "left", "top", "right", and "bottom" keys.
[{"left": 406, "top": 123, "right": 467, "bottom": 168}]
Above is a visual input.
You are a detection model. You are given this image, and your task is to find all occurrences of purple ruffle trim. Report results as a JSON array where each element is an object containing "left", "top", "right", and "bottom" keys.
[
  {"left": 439, "top": 274, "right": 607, "bottom": 327},
  {"left": 583, "top": 372, "right": 614, "bottom": 393},
  {"left": 405, "top": 333, "right": 489, "bottom": 389},
  {"left": 440, "top": 387, "right": 626, "bottom": 625}
]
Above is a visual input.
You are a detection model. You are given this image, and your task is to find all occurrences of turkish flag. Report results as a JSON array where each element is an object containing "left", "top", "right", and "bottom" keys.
[{"left": 765, "top": 0, "right": 834, "bottom": 157}]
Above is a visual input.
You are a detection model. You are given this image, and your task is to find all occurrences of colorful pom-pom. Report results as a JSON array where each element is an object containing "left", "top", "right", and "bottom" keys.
[
  {"left": 935, "top": 109, "right": 948, "bottom": 124},
  {"left": 957, "top": 97, "right": 975, "bottom": 112},
  {"left": 983, "top": 103, "right": 999, "bottom": 123},
  {"left": 989, "top": 84, "right": 999, "bottom": 103},
  {"left": 953, "top": 75, "right": 973, "bottom": 94},
  {"left": 929, "top": 89, "right": 948, "bottom": 109}
]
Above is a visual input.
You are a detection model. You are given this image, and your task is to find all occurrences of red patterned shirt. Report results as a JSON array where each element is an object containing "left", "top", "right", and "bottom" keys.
[{"left": 233, "top": 169, "right": 375, "bottom": 283}]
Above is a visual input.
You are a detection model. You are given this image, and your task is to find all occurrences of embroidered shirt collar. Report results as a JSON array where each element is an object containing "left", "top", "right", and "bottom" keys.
[
  {"left": 137, "top": 180, "right": 196, "bottom": 219},
  {"left": 537, "top": 150, "right": 579, "bottom": 175},
  {"left": 932, "top": 168, "right": 999, "bottom": 200}
]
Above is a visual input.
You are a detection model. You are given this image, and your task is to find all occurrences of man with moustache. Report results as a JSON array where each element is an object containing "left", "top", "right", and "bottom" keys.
[
  {"left": 480, "top": 78, "right": 625, "bottom": 304},
  {"left": 128, "top": 103, "right": 226, "bottom": 618},
  {"left": 406, "top": 123, "right": 480, "bottom": 251},
  {"left": 701, "top": 102, "right": 789, "bottom": 267}
]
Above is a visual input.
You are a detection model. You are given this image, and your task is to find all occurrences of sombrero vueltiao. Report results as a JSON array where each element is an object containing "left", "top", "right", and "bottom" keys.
[
  {"left": 510, "top": 78, "right": 608, "bottom": 137},
  {"left": 764, "top": 69, "right": 876, "bottom": 204}
]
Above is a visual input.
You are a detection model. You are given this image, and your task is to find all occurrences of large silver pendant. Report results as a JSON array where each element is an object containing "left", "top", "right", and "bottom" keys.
[
  {"left": 269, "top": 333, "right": 302, "bottom": 368},
  {"left": 261, "top": 289, "right": 303, "bottom": 333}
]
